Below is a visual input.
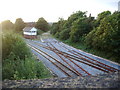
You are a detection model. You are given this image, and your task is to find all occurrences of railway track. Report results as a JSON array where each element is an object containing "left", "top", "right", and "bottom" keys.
[
  {"left": 29, "top": 41, "right": 92, "bottom": 76},
  {"left": 27, "top": 43, "right": 79, "bottom": 77},
  {"left": 46, "top": 43, "right": 112, "bottom": 73},
  {"left": 46, "top": 42, "right": 91, "bottom": 76},
  {"left": 26, "top": 39, "right": 120, "bottom": 77},
  {"left": 58, "top": 42, "right": 119, "bottom": 72}
]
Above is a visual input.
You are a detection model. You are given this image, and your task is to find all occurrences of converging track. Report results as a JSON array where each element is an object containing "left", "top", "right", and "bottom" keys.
[{"left": 26, "top": 38, "right": 120, "bottom": 78}]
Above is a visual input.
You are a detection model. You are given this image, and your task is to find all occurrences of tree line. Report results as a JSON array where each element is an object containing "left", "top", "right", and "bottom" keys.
[
  {"left": 50, "top": 11, "right": 120, "bottom": 63},
  {"left": 1, "top": 17, "right": 50, "bottom": 33}
]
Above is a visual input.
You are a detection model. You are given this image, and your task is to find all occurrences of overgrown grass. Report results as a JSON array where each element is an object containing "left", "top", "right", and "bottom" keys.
[{"left": 2, "top": 32, "right": 52, "bottom": 80}]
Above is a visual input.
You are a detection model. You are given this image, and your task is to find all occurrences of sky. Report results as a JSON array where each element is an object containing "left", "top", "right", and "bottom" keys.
[{"left": 0, "top": 0, "right": 119, "bottom": 23}]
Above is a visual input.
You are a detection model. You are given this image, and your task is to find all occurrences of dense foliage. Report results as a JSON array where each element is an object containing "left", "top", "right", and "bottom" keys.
[
  {"left": 2, "top": 32, "right": 31, "bottom": 60},
  {"left": 50, "top": 11, "right": 94, "bottom": 42},
  {"left": 2, "top": 32, "right": 52, "bottom": 80},
  {"left": 50, "top": 10, "right": 120, "bottom": 63},
  {"left": 2, "top": 17, "right": 49, "bottom": 34},
  {"left": 14, "top": 18, "right": 25, "bottom": 32},
  {"left": 35, "top": 17, "right": 49, "bottom": 32},
  {"left": 1, "top": 20, "right": 14, "bottom": 32},
  {"left": 2, "top": 18, "right": 25, "bottom": 33},
  {"left": 85, "top": 11, "right": 120, "bottom": 62}
]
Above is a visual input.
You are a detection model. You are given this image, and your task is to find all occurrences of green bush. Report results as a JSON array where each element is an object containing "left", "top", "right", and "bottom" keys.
[
  {"left": 59, "top": 28, "right": 70, "bottom": 40},
  {"left": 50, "top": 11, "right": 94, "bottom": 42},
  {"left": 85, "top": 11, "right": 120, "bottom": 63},
  {"left": 2, "top": 32, "right": 52, "bottom": 80},
  {"left": 50, "top": 23, "right": 58, "bottom": 35},
  {"left": 3, "top": 52, "right": 51, "bottom": 80},
  {"left": 70, "top": 17, "right": 94, "bottom": 42},
  {"left": 2, "top": 32, "right": 32, "bottom": 60},
  {"left": 54, "top": 32, "right": 60, "bottom": 38},
  {"left": 85, "top": 11, "right": 120, "bottom": 52}
]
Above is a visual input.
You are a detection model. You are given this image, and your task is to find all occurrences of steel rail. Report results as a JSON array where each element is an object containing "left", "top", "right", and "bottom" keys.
[
  {"left": 59, "top": 54, "right": 91, "bottom": 76},
  {"left": 58, "top": 42, "right": 119, "bottom": 72},
  {"left": 56, "top": 50, "right": 115, "bottom": 72},
  {"left": 46, "top": 42, "right": 83, "bottom": 76},
  {"left": 27, "top": 43, "right": 72, "bottom": 77},
  {"left": 71, "top": 50, "right": 119, "bottom": 71},
  {"left": 31, "top": 41, "right": 90, "bottom": 75},
  {"left": 30, "top": 41, "right": 110, "bottom": 72},
  {"left": 47, "top": 42, "right": 91, "bottom": 76},
  {"left": 27, "top": 43, "right": 80, "bottom": 76},
  {"left": 29, "top": 41, "right": 117, "bottom": 73},
  {"left": 59, "top": 52, "right": 109, "bottom": 73}
]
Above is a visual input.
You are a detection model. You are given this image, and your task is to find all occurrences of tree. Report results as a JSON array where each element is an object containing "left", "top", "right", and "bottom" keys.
[
  {"left": 14, "top": 18, "right": 25, "bottom": 32},
  {"left": 52, "top": 18, "right": 66, "bottom": 37},
  {"left": 66, "top": 11, "right": 87, "bottom": 28},
  {"left": 35, "top": 17, "right": 49, "bottom": 32},
  {"left": 70, "top": 16, "right": 94, "bottom": 42},
  {"left": 97, "top": 11, "right": 111, "bottom": 21},
  {"left": 50, "top": 23, "right": 59, "bottom": 35},
  {"left": 51, "top": 11, "right": 88, "bottom": 41},
  {"left": 94, "top": 11, "right": 111, "bottom": 27},
  {"left": 59, "top": 28, "right": 70, "bottom": 40},
  {"left": 85, "top": 11, "right": 120, "bottom": 55},
  {"left": 2, "top": 20, "right": 14, "bottom": 31}
]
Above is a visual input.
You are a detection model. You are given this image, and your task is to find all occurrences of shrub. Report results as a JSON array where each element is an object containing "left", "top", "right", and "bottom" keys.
[
  {"left": 2, "top": 32, "right": 52, "bottom": 80},
  {"left": 85, "top": 11, "right": 120, "bottom": 63},
  {"left": 2, "top": 32, "right": 32, "bottom": 60},
  {"left": 85, "top": 11, "right": 120, "bottom": 53},
  {"left": 59, "top": 28, "right": 70, "bottom": 40},
  {"left": 3, "top": 52, "right": 51, "bottom": 80},
  {"left": 54, "top": 32, "right": 60, "bottom": 38}
]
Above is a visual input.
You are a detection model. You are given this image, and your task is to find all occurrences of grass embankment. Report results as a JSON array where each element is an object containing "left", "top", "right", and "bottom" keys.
[{"left": 2, "top": 32, "right": 52, "bottom": 80}]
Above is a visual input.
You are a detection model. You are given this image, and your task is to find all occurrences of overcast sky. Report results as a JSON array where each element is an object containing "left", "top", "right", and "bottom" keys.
[{"left": 0, "top": 0, "right": 119, "bottom": 23}]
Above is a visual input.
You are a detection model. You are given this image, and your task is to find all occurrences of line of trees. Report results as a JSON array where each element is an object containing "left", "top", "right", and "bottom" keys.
[
  {"left": 1, "top": 18, "right": 25, "bottom": 33},
  {"left": 1, "top": 17, "right": 50, "bottom": 33},
  {"left": 50, "top": 11, "right": 95, "bottom": 42},
  {"left": 50, "top": 11, "right": 120, "bottom": 63}
]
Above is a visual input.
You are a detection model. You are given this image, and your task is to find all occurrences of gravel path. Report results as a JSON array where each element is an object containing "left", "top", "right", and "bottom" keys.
[{"left": 2, "top": 72, "right": 120, "bottom": 88}]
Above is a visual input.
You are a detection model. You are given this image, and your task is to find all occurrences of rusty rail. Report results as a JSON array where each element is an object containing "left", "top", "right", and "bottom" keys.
[
  {"left": 47, "top": 42, "right": 91, "bottom": 76},
  {"left": 29, "top": 40, "right": 119, "bottom": 73},
  {"left": 71, "top": 50, "right": 119, "bottom": 71},
  {"left": 47, "top": 42, "right": 83, "bottom": 76},
  {"left": 31, "top": 41, "right": 113, "bottom": 72},
  {"left": 58, "top": 42, "right": 120, "bottom": 72},
  {"left": 56, "top": 50, "right": 114, "bottom": 72},
  {"left": 27, "top": 43, "right": 79, "bottom": 77}
]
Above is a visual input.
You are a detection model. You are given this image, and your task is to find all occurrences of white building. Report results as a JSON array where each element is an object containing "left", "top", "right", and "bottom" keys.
[{"left": 23, "top": 27, "right": 37, "bottom": 39}]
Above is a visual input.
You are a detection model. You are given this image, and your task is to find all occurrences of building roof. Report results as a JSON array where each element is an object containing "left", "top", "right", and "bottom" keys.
[{"left": 23, "top": 27, "right": 34, "bottom": 32}]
